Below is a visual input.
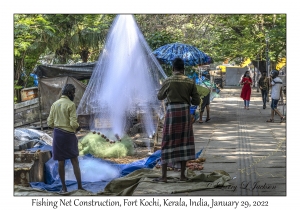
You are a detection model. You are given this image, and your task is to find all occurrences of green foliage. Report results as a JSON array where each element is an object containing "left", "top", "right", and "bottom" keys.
[
  {"left": 14, "top": 14, "right": 286, "bottom": 92},
  {"left": 206, "top": 14, "right": 286, "bottom": 64},
  {"left": 146, "top": 31, "right": 176, "bottom": 51},
  {"left": 14, "top": 80, "right": 23, "bottom": 90}
]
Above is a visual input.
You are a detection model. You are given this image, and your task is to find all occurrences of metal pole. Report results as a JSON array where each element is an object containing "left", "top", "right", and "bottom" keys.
[
  {"left": 253, "top": 63, "right": 256, "bottom": 87},
  {"left": 254, "top": 56, "right": 260, "bottom": 92},
  {"left": 257, "top": 59, "right": 259, "bottom": 74},
  {"left": 266, "top": 38, "right": 269, "bottom": 77},
  {"left": 266, "top": 37, "right": 270, "bottom": 102}
]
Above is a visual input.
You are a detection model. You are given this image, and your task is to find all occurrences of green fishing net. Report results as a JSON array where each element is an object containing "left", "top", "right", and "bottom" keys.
[{"left": 78, "top": 132, "right": 135, "bottom": 158}]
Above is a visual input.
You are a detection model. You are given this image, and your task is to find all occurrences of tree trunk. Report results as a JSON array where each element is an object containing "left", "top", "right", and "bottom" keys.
[
  {"left": 80, "top": 49, "right": 90, "bottom": 63},
  {"left": 14, "top": 58, "right": 24, "bottom": 103}
]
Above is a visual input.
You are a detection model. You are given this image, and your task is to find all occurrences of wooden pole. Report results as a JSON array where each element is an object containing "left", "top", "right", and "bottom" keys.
[
  {"left": 154, "top": 115, "right": 160, "bottom": 145},
  {"left": 38, "top": 79, "right": 43, "bottom": 130}
]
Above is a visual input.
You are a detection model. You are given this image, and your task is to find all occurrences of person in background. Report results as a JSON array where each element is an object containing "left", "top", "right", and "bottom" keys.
[
  {"left": 240, "top": 70, "right": 253, "bottom": 110},
  {"left": 197, "top": 85, "right": 211, "bottom": 123},
  {"left": 266, "top": 70, "right": 285, "bottom": 123},
  {"left": 155, "top": 58, "right": 200, "bottom": 182},
  {"left": 47, "top": 84, "right": 85, "bottom": 193},
  {"left": 258, "top": 71, "right": 269, "bottom": 109}
]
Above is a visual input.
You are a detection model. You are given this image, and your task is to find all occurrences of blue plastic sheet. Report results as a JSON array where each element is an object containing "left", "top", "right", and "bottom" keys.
[
  {"left": 30, "top": 180, "right": 110, "bottom": 194},
  {"left": 30, "top": 147, "right": 161, "bottom": 193},
  {"left": 29, "top": 146, "right": 202, "bottom": 193}
]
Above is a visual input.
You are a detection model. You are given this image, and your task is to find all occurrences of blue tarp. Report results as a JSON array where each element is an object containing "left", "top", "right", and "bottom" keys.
[
  {"left": 29, "top": 146, "right": 162, "bottom": 193},
  {"left": 29, "top": 145, "right": 202, "bottom": 193}
]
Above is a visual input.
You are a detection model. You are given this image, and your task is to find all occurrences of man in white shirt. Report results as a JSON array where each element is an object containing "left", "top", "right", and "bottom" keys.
[{"left": 266, "top": 70, "right": 285, "bottom": 123}]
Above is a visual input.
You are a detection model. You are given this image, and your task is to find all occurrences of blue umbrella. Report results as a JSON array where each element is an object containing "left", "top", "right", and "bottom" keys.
[{"left": 153, "top": 43, "right": 212, "bottom": 66}]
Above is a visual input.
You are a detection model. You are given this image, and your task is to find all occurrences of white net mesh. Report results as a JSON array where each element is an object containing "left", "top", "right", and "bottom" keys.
[{"left": 77, "top": 15, "right": 166, "bottom": 140}]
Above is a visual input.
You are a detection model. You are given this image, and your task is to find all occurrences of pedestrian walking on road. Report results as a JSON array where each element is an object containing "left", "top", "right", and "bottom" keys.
[
  {"left": 240, "top": 70, "right": 253, "bottom": 110},
  {"left": 266, "top": 70, "right": 285, "bottom": 123},
  {"left": 196, "top": 85, "right": 211, "bottom": 123},
  {"left": 258, "top": 71, "right": 269, "bottom": 109},
  {"left": 155, "top": 58, "right": 200, "bottom": 183},
  {"left": 47, "top": 84, "right": 85, "bottom": 193}
]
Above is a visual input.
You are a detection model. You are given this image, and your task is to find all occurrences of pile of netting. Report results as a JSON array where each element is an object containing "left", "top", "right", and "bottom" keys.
[{"left": 78, "top": 132, "right": 135, "bottom": 158}]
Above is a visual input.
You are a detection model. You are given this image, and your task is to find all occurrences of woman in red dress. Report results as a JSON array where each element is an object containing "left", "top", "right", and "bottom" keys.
[{"left": 240, "top": 70, "right": 253, "bottom": 110}]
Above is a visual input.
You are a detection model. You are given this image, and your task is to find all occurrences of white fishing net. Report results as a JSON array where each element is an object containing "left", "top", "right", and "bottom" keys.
[{"left": 77, "top": 15, "right": 167, "bottom": 140}]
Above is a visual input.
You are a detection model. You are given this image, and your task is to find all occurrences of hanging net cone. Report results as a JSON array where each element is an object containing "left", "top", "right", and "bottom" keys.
[{"left": 77, "top": 15, "right": 166, "bottom": 141}]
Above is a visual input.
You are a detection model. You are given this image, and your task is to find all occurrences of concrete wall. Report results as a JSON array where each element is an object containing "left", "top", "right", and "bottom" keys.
[{"left": 14, "top": 98, "right": 47, "bottom": 127}]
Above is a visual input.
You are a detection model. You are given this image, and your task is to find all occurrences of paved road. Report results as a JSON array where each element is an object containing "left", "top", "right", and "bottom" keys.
[
  {"left": 189, "top": 86, "right": 286, "bottom": 196},
  {"left": 135, "top": 86, "right": 286, "bottom": 196}
]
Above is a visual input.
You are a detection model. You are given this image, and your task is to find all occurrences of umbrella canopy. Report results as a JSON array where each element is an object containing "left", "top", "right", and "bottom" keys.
[{"left": 153, "top": 43, "right": 212, "bottom": 66}]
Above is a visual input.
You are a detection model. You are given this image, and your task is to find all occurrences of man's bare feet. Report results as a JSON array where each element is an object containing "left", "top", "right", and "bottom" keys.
[
  {"left": 59, "top": 188, "right": 68, "bottom": 193},
  {"left": 179, "top": 176, "right": 189, "bottom": 181}
]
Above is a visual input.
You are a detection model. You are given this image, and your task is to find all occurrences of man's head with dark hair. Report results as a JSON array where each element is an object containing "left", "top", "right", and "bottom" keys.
[
  {"left": 172, "top": 58, "right": 185, "bottom": 72},
  {"left": 270, "top": 70, "right": 279, "bottom": 79},
  {"left": 62, "top": 84, "right": 76, "bottom": 101}
]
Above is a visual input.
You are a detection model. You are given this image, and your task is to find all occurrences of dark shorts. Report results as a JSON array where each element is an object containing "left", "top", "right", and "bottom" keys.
[
  {"left": 200, "top": 93, "right": 210, "bottom": 112},
  {"left": 271, "top": 99, "right": 279, "bottom": 110},
  {"left": 52, "top": 128, "right": 79, "bottom": 161}
]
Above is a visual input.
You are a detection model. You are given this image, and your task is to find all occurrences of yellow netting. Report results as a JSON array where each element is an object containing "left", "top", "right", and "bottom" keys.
[{"left": 78, "top": 132, "right": 135, "bottom": 158}]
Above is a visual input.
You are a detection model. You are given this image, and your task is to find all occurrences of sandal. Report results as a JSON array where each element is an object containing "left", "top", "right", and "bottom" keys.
[
  {"left": 280, "top": 116, "right": 285, "bottom": 123},
  {"left": 205, "top": 118, "right": 211, "bottom": 122},
  {"left": 177, "top": 177, "right": 190, "bottom": 183},
  {"left": 58, "top": 189, "right": 68, "bottom": 194},
  {"left": 266, "top": 119, "right": 274, "bottom": 123}
]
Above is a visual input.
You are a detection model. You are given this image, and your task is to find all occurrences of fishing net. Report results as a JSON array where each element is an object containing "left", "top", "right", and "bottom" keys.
[
  {"left": 76, "top": 15, "right": 167, "bottom": 139},
  {"left": 78, "top": 132, "right": 135, "bottom": 158}
]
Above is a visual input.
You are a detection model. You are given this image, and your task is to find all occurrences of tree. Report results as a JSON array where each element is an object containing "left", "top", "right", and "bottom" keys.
[
  {"left": 41, "top": 14, "right": 114, "bottom": 64},
  {"left": 204, "top": 14, "right": 286, "bottom": 71},
  {"left": 14, "top": 14, "right": 55, "bottom": 102},
  {"left": 14, "top": 14, "right": 116, "bottom": 102}
]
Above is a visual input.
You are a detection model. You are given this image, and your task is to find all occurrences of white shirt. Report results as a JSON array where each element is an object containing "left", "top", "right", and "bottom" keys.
[{"left": 271, "top": 77, "right": 282, "bottom": 100}]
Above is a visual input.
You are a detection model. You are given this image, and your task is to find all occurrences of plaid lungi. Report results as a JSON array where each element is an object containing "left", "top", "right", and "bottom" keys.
[
  {"left": 161, "top": 104, "right": 195, "bottom": 164},
  {"left": 52, "top": 128, "right": 79, "bottom": 161}
]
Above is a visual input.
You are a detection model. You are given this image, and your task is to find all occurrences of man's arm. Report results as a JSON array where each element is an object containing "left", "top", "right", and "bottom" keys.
[
  {"left": 47, "top": 105, "right": 54, "bottom": 128},
  {"left": 280, "top": 87, "right": 284, "bottom": 103},
  {"left": 69, "top": 103, "right": 79, "bottom": 131},
  {"left": 269, "top": 77, "right": 274, "bottom": 87},
  {"left": 157, "top": 81, "right": 168, "bottom": 100},
  {"left": 258, "top": 78, "right": 263, "bottom": 89},
  {"left": 191, "top": 84, "right": 200, "bottom": 105}
]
